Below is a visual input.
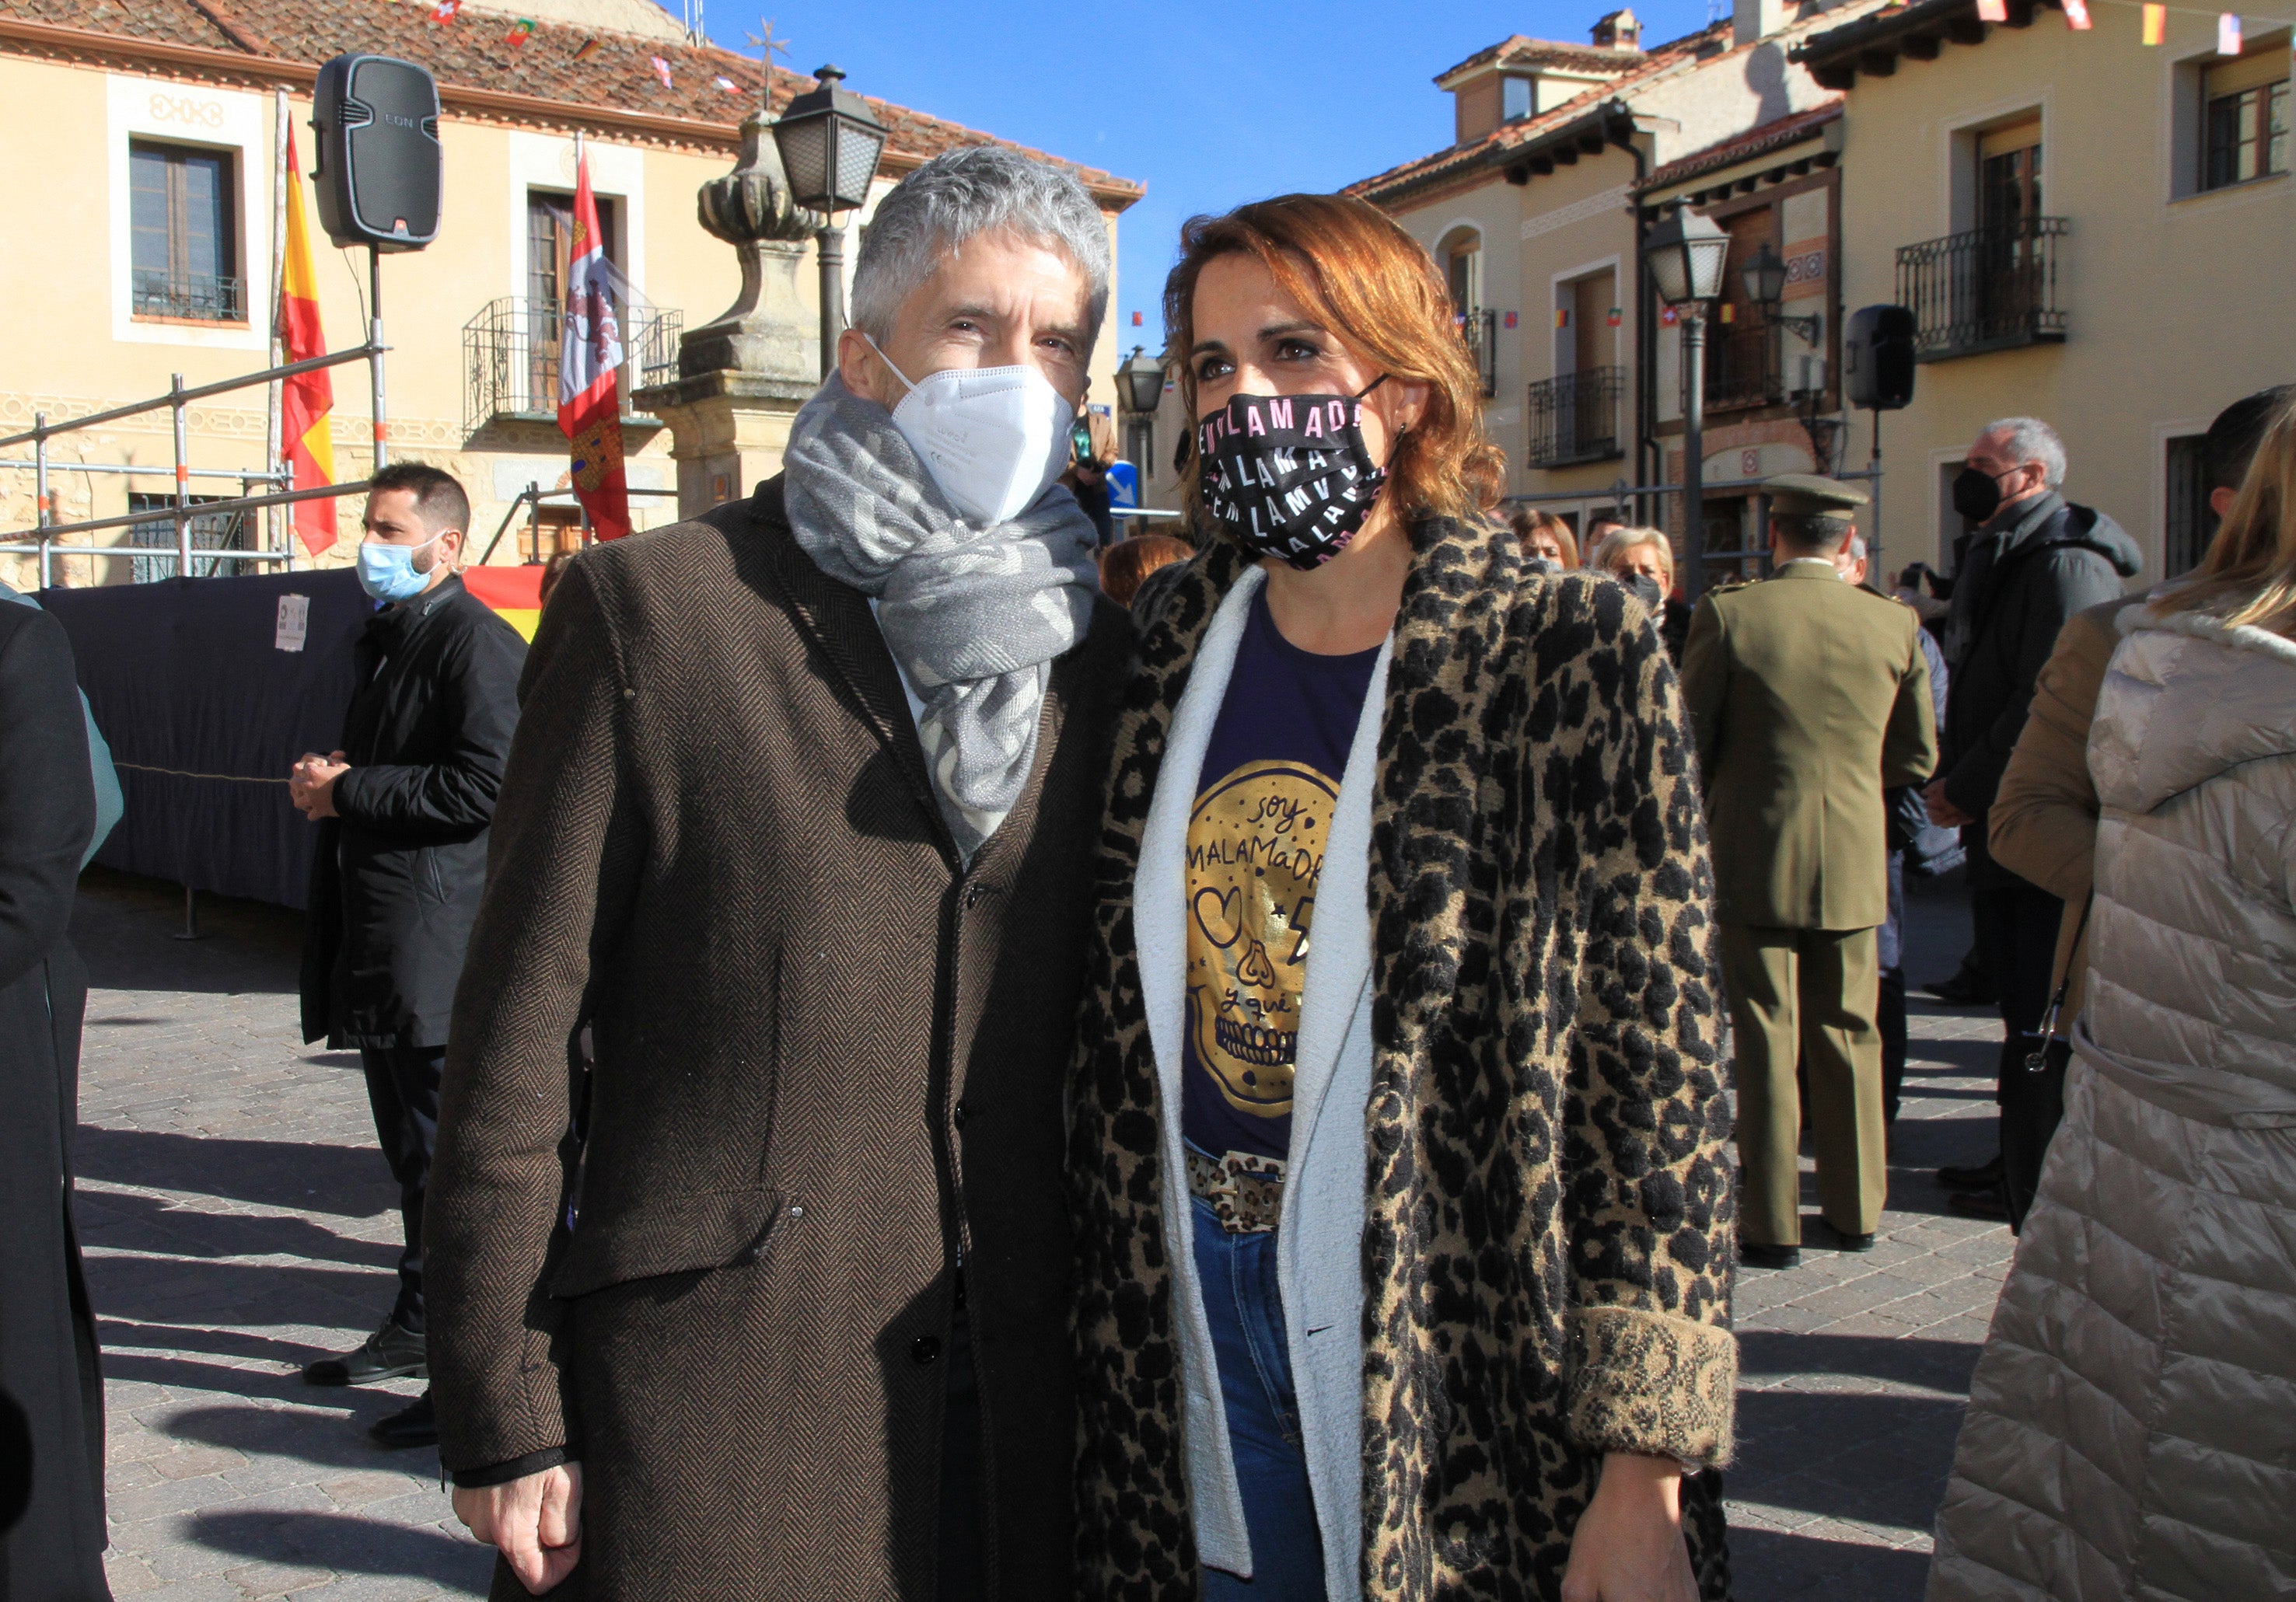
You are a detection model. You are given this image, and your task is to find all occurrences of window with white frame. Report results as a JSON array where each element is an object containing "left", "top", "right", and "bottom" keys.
[{"left": 129, "top": 139, "right": 242, "bottom": 323}]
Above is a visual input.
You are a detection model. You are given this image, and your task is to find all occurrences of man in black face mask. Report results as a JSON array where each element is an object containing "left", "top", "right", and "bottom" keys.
[{"left": 1924, "top": 417, "right": 2140, "bottom": 1217}]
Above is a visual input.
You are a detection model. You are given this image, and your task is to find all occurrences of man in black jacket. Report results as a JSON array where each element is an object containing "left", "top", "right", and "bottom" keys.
[
  {"left": 0, "top": 600, "right": 106, "bottom": 1597},
  {"left": 291, "top": 463, "right": 526, "bottom": 1445},
  {"left": 1924, "top": 417, "right": 2139, "bottom": 1213}
]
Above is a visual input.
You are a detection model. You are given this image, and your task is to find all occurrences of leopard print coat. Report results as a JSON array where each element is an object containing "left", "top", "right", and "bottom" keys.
[{"left": 1069, "top": 512, "right": 1737, "bottom": 1600}]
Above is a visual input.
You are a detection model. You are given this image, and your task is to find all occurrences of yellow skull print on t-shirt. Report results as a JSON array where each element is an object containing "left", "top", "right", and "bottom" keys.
[{"left": 1183, "top": 756, "right": 1340, "bottom": 1119}]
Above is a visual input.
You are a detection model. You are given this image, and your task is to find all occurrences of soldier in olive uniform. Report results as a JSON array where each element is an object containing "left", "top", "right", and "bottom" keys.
[{"left": 1681, "top": 475, "right": 1938, "bottom": 1269}]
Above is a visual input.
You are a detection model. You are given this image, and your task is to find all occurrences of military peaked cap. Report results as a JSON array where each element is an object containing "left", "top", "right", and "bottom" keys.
[{"left": 1764, "top": 473, "right": 1868, "bottom": 517}]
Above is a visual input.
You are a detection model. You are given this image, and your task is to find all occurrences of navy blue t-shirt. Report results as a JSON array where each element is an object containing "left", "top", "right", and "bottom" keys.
[{"left": 1180, "top": 588, "right": 1381, "bottom": 1163}]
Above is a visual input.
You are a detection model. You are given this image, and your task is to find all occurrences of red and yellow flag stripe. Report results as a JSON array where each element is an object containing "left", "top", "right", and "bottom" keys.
[{"left": 280, "top": 124, "right": 337, "bottom": 556}]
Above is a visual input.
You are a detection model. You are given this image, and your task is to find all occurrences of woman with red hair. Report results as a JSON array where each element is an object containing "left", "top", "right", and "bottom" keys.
[{"left": 1068, "top": 193, "right": 1735, "bottom": 1600}]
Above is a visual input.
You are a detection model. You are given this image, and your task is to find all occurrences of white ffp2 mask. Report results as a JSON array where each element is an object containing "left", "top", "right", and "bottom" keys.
[{"left": 865, "top": 337, "right": 1076, "bottom": 527}]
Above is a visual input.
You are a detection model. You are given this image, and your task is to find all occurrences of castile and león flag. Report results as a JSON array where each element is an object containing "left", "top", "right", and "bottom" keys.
[{"left": 557, "top": 141, "right": 632, "bottom": 543}]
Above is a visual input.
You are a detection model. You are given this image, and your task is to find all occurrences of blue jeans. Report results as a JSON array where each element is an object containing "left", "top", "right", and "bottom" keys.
[{"left": 1192, "top": 1193, "right": 1326, "bottom": 1600}]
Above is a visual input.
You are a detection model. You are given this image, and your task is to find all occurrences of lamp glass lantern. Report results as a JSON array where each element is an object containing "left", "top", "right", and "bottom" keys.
[
  {"left": 1644, "top": 207, "right": 1732, "bottom": 307},
  {"left": 1116, "top": 345, "right": 1165, "bottom": 415},
  {"left": 769, "top": 64, "right": 889, "bottom": 215},
  {"left": 1742, "top": 240, "right": 1789, "bottom": 312}
]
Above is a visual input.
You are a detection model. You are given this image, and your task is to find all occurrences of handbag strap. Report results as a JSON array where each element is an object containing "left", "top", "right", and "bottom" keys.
[{"left": 2036, "top": 895, "right": 2095, "bottom": 1050}]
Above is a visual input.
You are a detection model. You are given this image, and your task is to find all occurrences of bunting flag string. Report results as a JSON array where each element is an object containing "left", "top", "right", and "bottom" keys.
[
  {"left": 505, "top": 16, "right": 535, "bottom": 46},
  {"left": 714, "top": 75, "right": 742, "bottom": 93},
  {"left": 650, "top": 54, "right": 675, "bottom": 89},
  {"left": 572, "top": 37, "right": 603, "bottom": 61},
  {"left": 1976, "top": 0, "right": 2008, "bottom": 19},
  {"left": 2217, "top": 9, "right": 2243, "bottom": 47},
  {"left": 2063, "top": 0, "right": 2092, "bottom": 28},
  {"left": 2142, "top": 1, "right": 2169, "bottom": 37},
  {"left": 427, "top": 0, "right": 461, "bottom": 22}
]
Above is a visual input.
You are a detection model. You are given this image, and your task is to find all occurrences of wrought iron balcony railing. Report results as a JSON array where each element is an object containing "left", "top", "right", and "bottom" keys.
[
  {"left": 1526, "top": 365, "right": 1625, "bottom": 468},
  {"left": 462, "top": 296, "right": 683, "bottom": 432},
  {"left": 131, "top": 270, "right": 246, "bottom": 323},
  {"left": 1895, "top": 217, "right": 2068, "bottom": 362},
  {"left": 1459, "top": 306, "right": 1498, "bottom": 398}
]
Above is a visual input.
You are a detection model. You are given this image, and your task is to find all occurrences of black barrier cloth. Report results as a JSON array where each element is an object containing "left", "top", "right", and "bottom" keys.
[{"left": 41, "top": 570, "right": 372, "bottom": 909}]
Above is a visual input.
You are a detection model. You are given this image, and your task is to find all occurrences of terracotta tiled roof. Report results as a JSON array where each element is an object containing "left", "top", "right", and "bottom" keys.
[
  {"left": 1639, "top": 98, "right": 1841, "bottom": 191},
  {"left": 1348, "top": 22, "right": 1727, "bottom": 206},
  {"left": 1434, "top": 31, "right": 1648, "bottom": 84},
  {"left": 0, "top": 0, "right": 1144, "bottom": 203},
  {"left": 5, "top": 0, "right": 238, "bottom": 51}
]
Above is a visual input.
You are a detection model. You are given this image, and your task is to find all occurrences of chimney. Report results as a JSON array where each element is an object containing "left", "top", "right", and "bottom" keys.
[
  {"left": 1592, "top": 8, "right": 1642, "bottom": 49},
  {"left": 1733, "top": 0, "right": 1787, "bottom": 44}
]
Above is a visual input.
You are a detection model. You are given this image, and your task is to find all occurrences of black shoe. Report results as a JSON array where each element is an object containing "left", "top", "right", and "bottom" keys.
[
  {"left": 1822, "top": 1223, "right": 1878, "bottom": 1252},
  {"left": 1740, "top": 1242, "right": 1802, "bottom": 1271},
  {"left": 302, "top": 1318, "right": 426, "bottom": 1387},
  {"left": 369, "top": 1391, "right": 437, "bottom": 1449},
  {"left": 1938, "top": 1154, "right": 2005, "bottom": 1192},
  {"left": 1948, "top": 1188, "right": 2011, "bottom": 1223},
  {"left": 1924, "top": 962, "right": 1997, "bottom": 1007}
]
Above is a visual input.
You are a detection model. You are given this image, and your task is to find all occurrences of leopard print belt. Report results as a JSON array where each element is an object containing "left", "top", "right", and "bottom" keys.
[{"left": 1184, "top": 1146, "right": 1288, "bottom": 1234}]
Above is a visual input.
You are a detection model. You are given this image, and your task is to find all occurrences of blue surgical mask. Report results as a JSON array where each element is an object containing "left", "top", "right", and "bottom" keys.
[{"left": 357, "top": 532, "right": 446, "bottom": 603}]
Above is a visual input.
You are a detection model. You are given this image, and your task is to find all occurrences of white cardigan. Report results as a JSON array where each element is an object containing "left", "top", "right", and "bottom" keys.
[{"left": 1136, "top": 567, "right": 1392, "bottom": 1593}]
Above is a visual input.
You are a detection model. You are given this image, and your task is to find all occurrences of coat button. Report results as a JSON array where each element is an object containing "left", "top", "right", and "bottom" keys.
[
  {"left": 951, "top": 1099, "right": 967, "bottom": 1129},
  {"left": 910, "top": 1335, "right": 941, "bottom": 1366},
  {"left": 962, "top": 885, "right": 982, "bottom": 910}
]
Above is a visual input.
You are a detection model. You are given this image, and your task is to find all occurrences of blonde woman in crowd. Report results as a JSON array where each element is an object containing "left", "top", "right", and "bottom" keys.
[{"left": 1594, "top": 525, "right": 1690, "bottom": 657}]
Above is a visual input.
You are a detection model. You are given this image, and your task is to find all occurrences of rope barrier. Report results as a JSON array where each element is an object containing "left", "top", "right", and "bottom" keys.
[{"left": 113, "top": 763, "right": 292, "bottom": 785}]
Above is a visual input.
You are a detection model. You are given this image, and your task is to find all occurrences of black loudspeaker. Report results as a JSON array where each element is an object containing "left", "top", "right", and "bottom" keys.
[
  {"left": 1843, "top": 305, "right": 1917, "bottom": 411},
  {"left": 312, "top": 55, "right": 442, "bottom": 253}
]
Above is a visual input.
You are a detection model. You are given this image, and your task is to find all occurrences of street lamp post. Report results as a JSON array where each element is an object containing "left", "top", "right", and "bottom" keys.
[
  {"left": 1114, "top": 344, "right": 1166, "bottom": 534},
  {"left": 1742, "top": 239, "right": 1839, "bottom": 474},
  {"left": 1642, "top": 207, "right": 1732, "bottom": 601},
  {"left": 768, "top": 64, "right": 889, "bottom": 380},
  {"left": 1741, "top": 241, "right": 1824, "bottom": 347},
  {"left": 1115, "top": 344, "right": 1165, "bottom": 417}
]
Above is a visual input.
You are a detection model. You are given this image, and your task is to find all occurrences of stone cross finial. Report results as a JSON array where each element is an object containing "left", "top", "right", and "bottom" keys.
[{"left": 744, "top": 18, "right": 791, "bottom": 113}]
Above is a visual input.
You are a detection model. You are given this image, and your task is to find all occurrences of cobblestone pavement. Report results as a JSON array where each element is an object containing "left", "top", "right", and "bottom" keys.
[{"left": 69, "top": 866, "right": 2012, "bottom": 1600}]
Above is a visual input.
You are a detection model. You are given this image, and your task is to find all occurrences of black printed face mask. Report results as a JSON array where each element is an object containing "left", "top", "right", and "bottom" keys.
[{"left": 1197, "top": 379, "right": 1389, "bottom": 570}]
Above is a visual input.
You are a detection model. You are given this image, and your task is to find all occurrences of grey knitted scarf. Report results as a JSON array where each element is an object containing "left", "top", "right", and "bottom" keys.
[{"left": 782, "top": 373, "right": 1097, "bottom": 860}]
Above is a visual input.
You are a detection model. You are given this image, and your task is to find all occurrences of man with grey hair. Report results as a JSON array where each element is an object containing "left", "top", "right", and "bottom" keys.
[
  {"left": 1924, "top": 416, "right": 2139, "bottom": 1219},
  {"left": 426, "top": 144, "right": 1130, "bottom": 1600}
]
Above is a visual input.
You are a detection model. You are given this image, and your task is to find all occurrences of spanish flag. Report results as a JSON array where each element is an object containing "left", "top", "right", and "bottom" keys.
[
  {"left": 279, "top": 125, "right": 337, "bottom": 556},
  {"left": 460, "top": 565, "right": 544, "bottom": 641}
]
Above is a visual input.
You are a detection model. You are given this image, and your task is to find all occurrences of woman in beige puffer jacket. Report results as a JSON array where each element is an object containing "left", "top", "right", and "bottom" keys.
[{"left": 1927, "top": 402, "right": 2296, "bottom": 1602}]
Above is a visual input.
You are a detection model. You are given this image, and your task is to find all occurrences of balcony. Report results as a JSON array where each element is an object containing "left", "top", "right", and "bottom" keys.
[
  {"left": 1459, "top": 306, "right": 1497, "bottom": 398},
  {"left": 462, "top": 296, "right": 682, "bottom": 432},
  {"left": 1895, "top": 218, "right": 2068, "bottom": 362},
  {"left": 1704, "top": 322, "right": 1784, "bottom": 411},
  {"left": 1526, "top": 365, "right": 1624, "bottom": 468},
  {"left": 132, "top": 270, "right": 245, "bottom": 323}
]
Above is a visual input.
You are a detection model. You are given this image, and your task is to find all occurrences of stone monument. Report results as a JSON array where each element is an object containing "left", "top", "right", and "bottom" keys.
[{"left": 631, "top": 110, "right": 821, "bottom": 516}]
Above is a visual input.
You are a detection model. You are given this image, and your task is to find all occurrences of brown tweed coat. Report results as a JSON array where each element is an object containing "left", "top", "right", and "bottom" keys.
[
  {"left": 426, "top": 479, "right": 1131, "bottom": 1600},
  {"left": 1069, "top": 515, "right": 1739, "bottom": 1599}
]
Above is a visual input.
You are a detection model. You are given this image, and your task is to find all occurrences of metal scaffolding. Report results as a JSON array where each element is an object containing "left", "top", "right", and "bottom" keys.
[{"left": 0, "top": 344, "right": 388, "bottom": 588}]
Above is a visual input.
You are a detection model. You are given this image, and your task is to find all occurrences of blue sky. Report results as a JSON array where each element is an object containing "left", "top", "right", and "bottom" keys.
[{"left": 707, "top": 0, "right": 1715, "bottom": 358}]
